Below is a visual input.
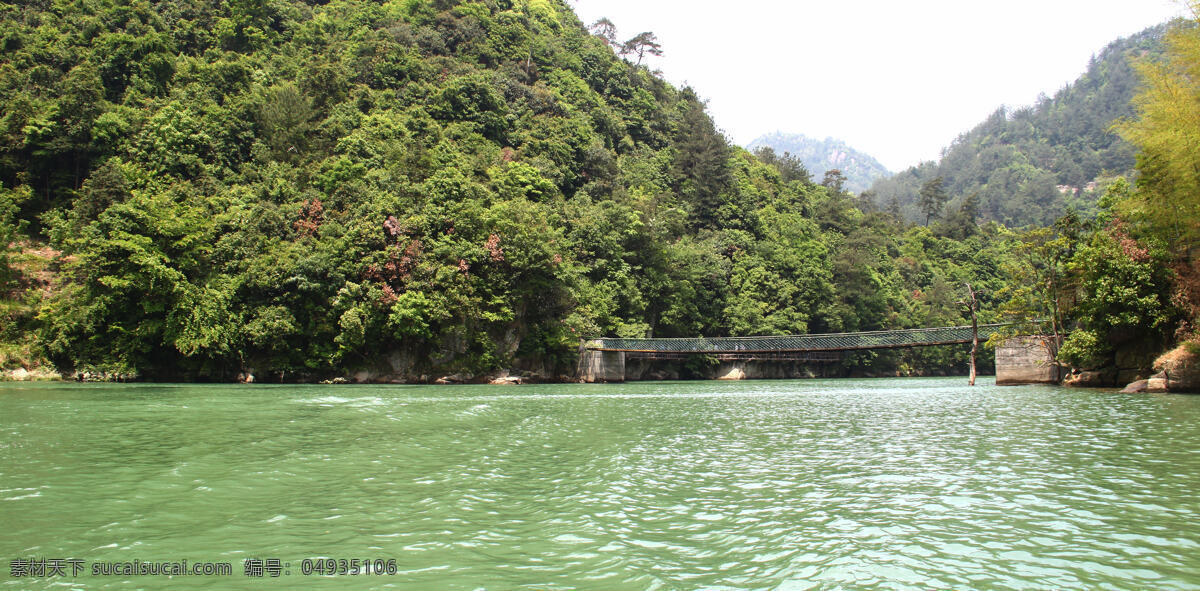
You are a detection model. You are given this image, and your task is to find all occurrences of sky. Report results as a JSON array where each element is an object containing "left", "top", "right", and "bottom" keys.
[{"left": 572, "top": 0, "right": 1187, "bottom": 172}]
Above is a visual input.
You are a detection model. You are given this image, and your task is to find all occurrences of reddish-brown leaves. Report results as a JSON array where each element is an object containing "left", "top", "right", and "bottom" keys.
[
  {"left": 294, "top": 198, "right": 323, "bottom": 237},
  {"left": 485, "top": 233, "right": 504, "bottom": 262}
]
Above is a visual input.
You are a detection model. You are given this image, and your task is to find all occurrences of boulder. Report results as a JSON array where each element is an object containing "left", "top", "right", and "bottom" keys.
[
  {"left": 488, "top": 371, "right": 522, "bottom": 385},
  {"left": 1121, "top": 379, "right": 1149, "bottom": 393},
  {"left": 434, "top": 373, "right": 471, "bottom": 384},
  {"left": 2, "top": 367, "right": 62, "bottom": 381},
  {"left": 1154, "top": 345, "right": 1200, "bottom": 393},
  {"left": 1063, "top": 369, "right": 1114, "bottom": 388},
  {"left": 716, "top": 364, "right": 746, "bottom": 380}
]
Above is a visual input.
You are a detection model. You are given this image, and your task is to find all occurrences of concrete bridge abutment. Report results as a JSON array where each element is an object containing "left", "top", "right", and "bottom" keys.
[
  {"left": 995, "top": 336, "right": 1062, "bottom": 385},
  {"left": 577, "top": 349, "right": 625, "bottom": 383}
]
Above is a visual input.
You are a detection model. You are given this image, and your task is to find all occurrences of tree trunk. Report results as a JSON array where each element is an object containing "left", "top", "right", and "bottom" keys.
[{"left": 965, "top": 283, "right": 978, "bottom": 386}]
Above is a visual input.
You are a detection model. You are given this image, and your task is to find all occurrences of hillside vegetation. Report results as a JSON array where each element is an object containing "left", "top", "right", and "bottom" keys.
[
  {"left": 0, "top": 0, "right": 1033, "bottom": 381},
  {"left": 870, "top": 24, "right": 1167, "bottom": 227},
  {"left": 3, "top": 1, "right": 1194, "bottom": 386}
]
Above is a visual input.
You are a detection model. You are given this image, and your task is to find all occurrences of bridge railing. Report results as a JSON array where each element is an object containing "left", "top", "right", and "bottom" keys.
[{"left": 584, "top": 323, "right": 1010, "bottom": 353}]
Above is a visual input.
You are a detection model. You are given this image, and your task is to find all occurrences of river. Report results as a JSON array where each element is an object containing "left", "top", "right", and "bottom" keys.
[{"left": 1, "top": 378, "right": 1198, "bottom": 589}]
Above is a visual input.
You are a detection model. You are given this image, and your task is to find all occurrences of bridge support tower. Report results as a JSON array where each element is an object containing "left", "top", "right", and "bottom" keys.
[
  {"left": 577, "top": 348, "right": 625, "bottom": 383},
  {"left": 995, "top": 336, "right": 1062, "bottom": 385}
]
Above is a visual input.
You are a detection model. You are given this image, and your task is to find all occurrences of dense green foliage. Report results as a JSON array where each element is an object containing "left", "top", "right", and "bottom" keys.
[
  {"left": 870, "top": 25, "right": 1167, "bottom": 227},
  {"left": 747, "top": 132, "right": 890, "bottom": 195},
  {"left": 1036, "top": 10, "right": 1200, "bottom": 375},
  {"left": 1115, "top": 16, "right": 1200, "bottom": 257},
  {"left": 0, "top": 0, "right": 1034, "bottom": 380},
  {"left": 994, "top": 196, "right": 1178, "bottom": 374}
]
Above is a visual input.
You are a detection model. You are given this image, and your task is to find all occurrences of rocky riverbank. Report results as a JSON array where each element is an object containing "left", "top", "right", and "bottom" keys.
[
  {"left": 1, "top": 367, "right": 62, "bottom": 381},
  {"left": 1119, "top": 344, "right": 1200, "bottom": 393}
]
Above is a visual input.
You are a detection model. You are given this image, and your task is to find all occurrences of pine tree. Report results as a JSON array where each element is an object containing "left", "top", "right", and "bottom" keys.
[
  {"left": 671, "top": 96, "right": 731, "bottom": 227},
  {"left": 918, "top": 177, "right": 948, "bottom": 226},
  {"left": 621, "top": 32, "right": 663, "bottom": 65},
  {"left": 590, "top": 18, "right": 618, "bottom": 46}
]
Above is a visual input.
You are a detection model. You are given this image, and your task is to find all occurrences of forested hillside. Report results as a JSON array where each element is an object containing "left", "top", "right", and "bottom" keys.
[
  {"left": 870, "top": 24, "right": 1167, "bottom": 227},
  {"left": 0, "top": 0, "right": 1061, "bottom": 381},
  {"left": 747, "top": 132, "right": 890, "bottom": 194}
]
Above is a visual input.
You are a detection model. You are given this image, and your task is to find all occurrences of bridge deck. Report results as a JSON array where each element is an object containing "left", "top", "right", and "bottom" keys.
[{"left": 585, "top": 324, "right": 1005, "bottom": 354}]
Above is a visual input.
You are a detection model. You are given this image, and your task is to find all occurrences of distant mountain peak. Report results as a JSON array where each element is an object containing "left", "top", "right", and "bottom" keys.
[{"left": 747, "top": 132, "right": 891, "bottom": 193}]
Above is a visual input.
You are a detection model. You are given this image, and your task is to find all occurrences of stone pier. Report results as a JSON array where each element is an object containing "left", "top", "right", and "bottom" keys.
[
  {"left": 996, "top": 336, "right": 1062, "bottom": 385},
  {"left": 577, "top": 349, "right": 625, "bottom": 382}
]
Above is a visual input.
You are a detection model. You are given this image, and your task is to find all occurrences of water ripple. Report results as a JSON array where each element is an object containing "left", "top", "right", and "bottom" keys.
[{"left": 1, "top": 379, "right": 1198, "bottom": 589}]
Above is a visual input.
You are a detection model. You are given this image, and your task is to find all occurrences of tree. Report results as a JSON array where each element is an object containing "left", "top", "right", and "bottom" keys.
[
  {"left": 918, "top": 177, "right": 948, "bottom": 225},
  {"left": 821, "top": 169, "right": 847, "bottom": 194},
  {"left": 1115, "top": 11, "right": 1200, "bottom": 258},
  {"left": 0, "top": 186, "right": 29, "bottom": 291},
  {"left": 994, "top": 219, "right": 1083, "bottom": 370},
  {"left": 671, "top": 96, "right": 731, "bottom": 227},
  {"left": 589, "top": 18, "right": 618, "bottom": 47},
  {"left": 959, "top": 191, "right": 979, "bottom": 224},
  {"left": 961, "top": 283, "right": 979, "bottom": 386},
  {"left": 885, "top": 196, "right": 902, "bottom": 221},
  {"left": 752, "top": 147, "right": 812, "bottom": 185},
  {"left": 782, "top": 154, "right": 813, "bottom": 185},
  {"left": 938, "top": 191, "right": 979, "bottom": 239},
  {"left": 256, "top": 83, "right": 315, "bottom": 161},
  {"left": 1057, "top": 226, "right": 1175, "bottom": 369},
  {"left": 621, "top": 32, "right": 663, "bottom": 65}
]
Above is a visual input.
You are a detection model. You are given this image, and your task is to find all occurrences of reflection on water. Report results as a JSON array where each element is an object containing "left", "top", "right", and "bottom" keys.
[{"left": 1, "top": 378, "right": 1198, "bottom": 589}]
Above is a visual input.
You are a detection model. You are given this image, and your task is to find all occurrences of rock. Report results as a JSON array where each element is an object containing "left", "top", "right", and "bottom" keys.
[
  {"left": 2, "top": 367, "right": 62, "bottom": 381},
  {"left": 1121, "top": 379, "right": 1149, "bottom": 393},
  {"left": 647, "top": 369, "right": 680, "bottom": 381},
  {"left": 1146, "top": 375, "right": 1169, "bottom": 393},
  {"left": 498, "top": 327, "right": 521, "bottom": 357},
  {"left": 1154, "top": 344, "right": 1200, "bottom": 393},
  {"left": 716, "top": 364, "right": 746, "bottom": 380},
  {"left": 1063, "top": 369, "right": 1113, "bottom": 388},
  {"left": 1117, "top": 369, "right": 1149, "bottom": 388},
  {"left": 386, "top": 350, "right": 417, "bottom": 375},
  {"left": 1116, "top": 343, "right": 1157, "bottom": 372},
  {"left": 485, "top": 370, "right": 521, "bottom": 385},
  {"left": 434, "top": 373, "right": 471, "bottom": 384},
  {"left": 73, "top": 368, "right": 136, "bottom": 382},
  {"left": 1113, "top": 341, "right": 1162, "bottom": 385}
]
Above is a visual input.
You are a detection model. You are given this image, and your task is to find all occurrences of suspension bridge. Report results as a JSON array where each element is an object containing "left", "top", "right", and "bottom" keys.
[
  {"left": 584, "top": 324, "right": 1006, "bottom": 358},
  {"left": 578, "top": 324, "right": 1023, "bottom": 382}
]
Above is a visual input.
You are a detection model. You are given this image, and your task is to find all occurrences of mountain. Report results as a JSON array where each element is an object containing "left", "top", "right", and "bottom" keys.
[
  {"left": 868, "top": 23, "right": 1170, "bottom": 227},
  {"left": 0, "top": 0, "right": 1024, "bottom": 381},
  {"left": 747, "top": 132, "right": 891, "bottom": 194}
]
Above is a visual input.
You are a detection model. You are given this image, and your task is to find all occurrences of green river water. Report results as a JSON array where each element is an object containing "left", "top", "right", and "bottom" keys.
[{"left": 1, "top": 377, "right": 1198, "bottom": 589}]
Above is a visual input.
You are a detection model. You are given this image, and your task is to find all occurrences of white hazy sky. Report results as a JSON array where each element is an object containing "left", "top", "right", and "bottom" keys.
[{"left": 573, "top": 0, "right": 1186, "bottom": 172}]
